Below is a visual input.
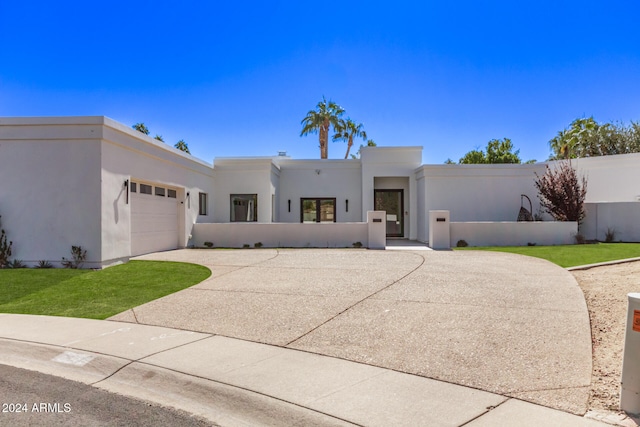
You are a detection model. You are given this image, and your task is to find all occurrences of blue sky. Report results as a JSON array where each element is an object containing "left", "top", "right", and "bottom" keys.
[{"left": 1, "top": 1, "right": 639, "bottom": 164}]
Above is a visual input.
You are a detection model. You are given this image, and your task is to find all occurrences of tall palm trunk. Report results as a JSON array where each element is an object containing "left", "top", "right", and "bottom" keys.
[
  {"left": 320, "top": 119, "right": 329, "bottom": 159},
  {"left": 344, "top": 136, "right": 354, "bottom": 159}
]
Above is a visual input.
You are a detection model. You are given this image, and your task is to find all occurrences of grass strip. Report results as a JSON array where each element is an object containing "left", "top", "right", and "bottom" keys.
[
  {"left": 0, "top": 261, "right": 211, "bottom": 319},
  {"left": 454, "top": 243, "right": 640, "bottom": 268}
]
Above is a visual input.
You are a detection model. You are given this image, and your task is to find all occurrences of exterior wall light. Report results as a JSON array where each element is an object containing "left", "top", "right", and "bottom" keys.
[
  {"left": 124, "top": 179, "right": 129, "bottom": 204},
  {"left": 288, "top": 199, "right": 291, "bottom": 212},
  {"left": 346, "top": 199, "right": 349, "bottom": 212}
]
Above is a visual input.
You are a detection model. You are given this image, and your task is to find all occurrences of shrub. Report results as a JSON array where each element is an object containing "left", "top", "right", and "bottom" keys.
[
  {"left": 62, "top": 245, "right": 87, "bottom": 269},
  {"left": 534, "top": 161, "right": 587, "bottom": 223},
  {"left": 242, "top": 244, "right": 250, "bottom": 249},
  {"left": 604, "top": 227, "right": 616, "bottom": 243},
  {"left": 527, "top": 242, "right": 537, "bottom": 246},
  {"left": 36, "top": 260, "right": 54, "bottom": 269},
  {"left": 456, "top": 239, "right": 469, "bottom": 247},
  {"left": 203, "top": 241, "right": 214, "bottom": 248},
  {"left": 352, "top": 242, "right": 363, "bottom": 248},
  {"left": 0, "top": 215, "right": 13, "bottom": 269},
  {"left": 574, "top": 233, "right": 586, "bottom": 244},
  {"left": 254, "top": 242, "right": 263, "bottom": 248},
  {"left": 7, "top": 259, "right": 26, "bottom": 269}
]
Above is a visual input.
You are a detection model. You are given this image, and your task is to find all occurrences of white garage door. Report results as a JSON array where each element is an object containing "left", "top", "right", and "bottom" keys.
[{"left": 131, "top": 183, "right": 179, "bottom": 256}]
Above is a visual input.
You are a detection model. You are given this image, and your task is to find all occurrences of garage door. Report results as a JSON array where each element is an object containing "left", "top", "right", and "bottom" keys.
[{"left": 131, "top": 182, "right": 179, "bottom": 256}]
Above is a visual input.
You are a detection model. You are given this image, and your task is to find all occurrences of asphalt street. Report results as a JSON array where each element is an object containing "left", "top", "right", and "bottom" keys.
[{"left": 0, "top": 364, "right": 216, "bottom": 427}]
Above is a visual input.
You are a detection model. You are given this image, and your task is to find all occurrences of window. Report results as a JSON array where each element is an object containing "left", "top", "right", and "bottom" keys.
[
  {"left": 130, "top": 182, "right": 137, "bottom": 193},
  {"left": 230, "top": 194, "right": 257, "bottom": 222},
  {"left": 301, "top": 198, "right": 336, "bottom": 223},
  {"left": 139, "top": 184, "right": 152, "bottom": 195},
  {"left": 199, "top": 192, "right": 208, "bottom": 216},
  {"left": 167, "top": 189, "right": 177, "bottom": 198},
  {"left": 155, "top": 187, "right": 165, "bottom": 197}
]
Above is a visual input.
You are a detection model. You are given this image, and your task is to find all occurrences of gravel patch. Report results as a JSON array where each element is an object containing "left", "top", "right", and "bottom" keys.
[{"left": 572, "top": 260, "right": 640, "bottom": 425}]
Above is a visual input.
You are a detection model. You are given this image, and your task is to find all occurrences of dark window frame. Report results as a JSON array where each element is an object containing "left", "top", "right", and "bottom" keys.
[
  {"left": 139, "top": 183, "right": 152, "bottom": 195},
  {"left": 300, "top": 198, "right": 337, "bottom": 223},
  {"left": 230, "top": 194, "right": 258, "bottom": 222},
  {"left": 199, "top": 192, "right": 208, "bottom": 216},
  {"left": 155, "top": 187, "right": 166, "bottom": 197}
]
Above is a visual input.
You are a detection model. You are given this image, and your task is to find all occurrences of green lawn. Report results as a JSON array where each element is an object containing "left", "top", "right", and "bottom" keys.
[
  {"left": 0, "top": 261, "right": 211, "bottom": 319},
  {"left": 454, "top": 243, "right": 640, "bottom": 268}
]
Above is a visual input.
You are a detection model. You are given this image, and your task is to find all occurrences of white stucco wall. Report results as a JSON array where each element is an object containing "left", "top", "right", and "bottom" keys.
[
  {"left": 277, "top": 160, "right": 362, "bottom": 223},
  {"left": 450, "top": 221, "right": 577, "bottom": 247},
  {"left": 583, "top": 202, "right": 640, "bottom": 242},
  {"left": 100, "top": 119, "right": 214, "bottom": 263},
  {"left": 0, "top": 120, "right": 103, "bottom": 266},
  {"left": 0, "top": 117, "right": 215, "bottom": 267},
  {"left": 212, "top": 158, "right": 276, "bottom": 223},
  {"left": 361, "top": 146, "right": 422, "bottom": 239},
  {"left": 192, "top": 222, "right": 368, "bottom": 248},
  {"left": 556, "top": 153, "right": 640, "bottom": 203},
  {"left": 416, "top": 163, "right": 546, "bottom": 241}
]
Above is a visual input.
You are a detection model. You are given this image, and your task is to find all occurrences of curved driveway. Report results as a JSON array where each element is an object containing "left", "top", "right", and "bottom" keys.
[{"left": 113, "top": 248, "right": 592, "bottom": 415}]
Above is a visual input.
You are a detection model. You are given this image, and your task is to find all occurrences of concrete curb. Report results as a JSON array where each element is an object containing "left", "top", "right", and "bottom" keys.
[
  {"left": 567, "top": 257, "right": 640, "bottom": 271},
  {"left": 0, "top": 314, "right": 612, "bottom": 427}
]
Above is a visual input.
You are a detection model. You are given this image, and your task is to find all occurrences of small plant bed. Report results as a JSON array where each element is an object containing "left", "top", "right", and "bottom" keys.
[
  {"left": 454, "top": 243, "right": 640, "bottom": 268},
  {"left": 0, "top": 261, "right": 211, "bottom": 319}
]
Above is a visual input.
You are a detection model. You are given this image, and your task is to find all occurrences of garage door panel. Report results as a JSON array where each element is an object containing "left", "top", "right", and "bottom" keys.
[{"left": 131, "top": 190, "right": 179, "bottom": 256}]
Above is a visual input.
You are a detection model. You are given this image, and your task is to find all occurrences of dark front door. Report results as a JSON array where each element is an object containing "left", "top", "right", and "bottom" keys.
[{"left": 374, "top": 189, "right": 404, "bottom": 237}]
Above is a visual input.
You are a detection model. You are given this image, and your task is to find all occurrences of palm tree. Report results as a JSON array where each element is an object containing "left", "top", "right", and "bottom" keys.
[
  {"left": 333, "top": 118, "right": 367, "bottom": 159},
  {"left": 549, "top": 118, "right": 598, "bottom": 159},
  {"left": 300, "top": 97, "right": 345, "bottom": 159},
  {"left": 174, "top": 139, "right": 190, "bottom": 154},
  {"left": 132, "top": 123, "right": 150, "bottom": 135},
  {"left": 549, "top": 129, "right": 567, "bottom": 160}
]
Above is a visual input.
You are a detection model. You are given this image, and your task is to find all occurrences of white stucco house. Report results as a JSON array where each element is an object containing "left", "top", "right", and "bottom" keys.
[{"left": 1, "top": 116, "right": 639, "bottom": 268}]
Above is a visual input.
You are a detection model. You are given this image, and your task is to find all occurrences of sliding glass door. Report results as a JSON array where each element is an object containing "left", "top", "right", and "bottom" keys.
[{"left": 301, "top": 198, "right": 336, "bottom": 223}]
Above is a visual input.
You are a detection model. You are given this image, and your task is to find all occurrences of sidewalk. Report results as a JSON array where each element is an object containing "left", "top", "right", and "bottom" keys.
[{"left": 0, "top": 314, "right": 610, "bottom": 427}]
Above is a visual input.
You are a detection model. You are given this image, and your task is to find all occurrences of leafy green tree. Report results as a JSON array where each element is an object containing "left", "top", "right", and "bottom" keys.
[
  {"left": 175, "top": 139, "right": 190, "bottom": 154},
  {"left": 300, "top": 97, "right": 345, "bottom": 159},
  {"left": 549, "top": 117, "right": 640, "bottom": 159},
  {"left": 334, "top": 118, "right": 367, "bottom": 159},
  {"left": 485, "top": 138, "right": 522, "bottom": 163},
  {"left": 458, "top": 149, "right": 487, "bottom": 164},
  {"left": 457, "top": 138, "right": 523, "bottom": 164},
  {"left": 132, "top": 123, "right": 150, "bottom": 135}
]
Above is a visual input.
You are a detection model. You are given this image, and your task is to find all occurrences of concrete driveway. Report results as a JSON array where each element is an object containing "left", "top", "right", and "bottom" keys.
[{"left": 112, "top": 248, "right": 592, "bottom": 415}]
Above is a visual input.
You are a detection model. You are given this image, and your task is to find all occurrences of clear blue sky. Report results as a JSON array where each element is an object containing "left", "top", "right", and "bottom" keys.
[{"left": 1, "top": 1, "right": 639, "bottom": 164}]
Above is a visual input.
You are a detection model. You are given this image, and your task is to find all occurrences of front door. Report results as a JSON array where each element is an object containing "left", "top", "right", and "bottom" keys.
[{"left": 374, "top": 189, "right": 404, "bottom": 237}]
